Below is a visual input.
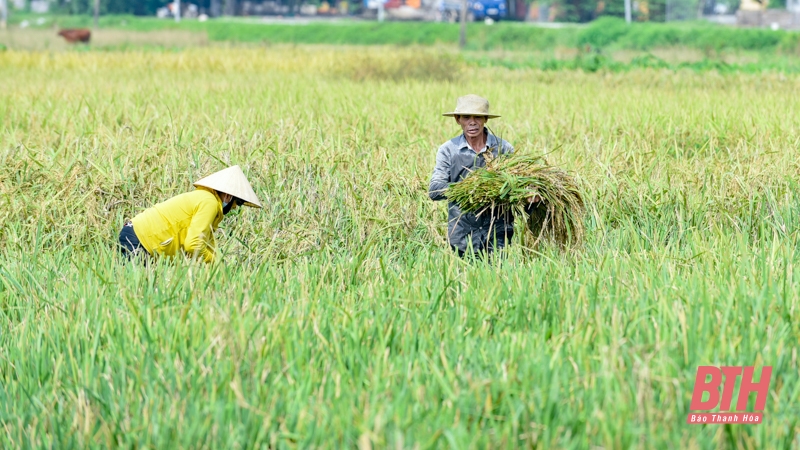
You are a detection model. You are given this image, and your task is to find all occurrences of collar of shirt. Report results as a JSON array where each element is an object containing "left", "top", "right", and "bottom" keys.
[{"left": 455, "top": 128, "right": 501, "bottom": 154}]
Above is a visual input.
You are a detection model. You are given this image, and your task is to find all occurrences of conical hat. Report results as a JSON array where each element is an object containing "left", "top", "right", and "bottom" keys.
[{"left": 193, "top": 165, "right": 262, "bottom": 208}]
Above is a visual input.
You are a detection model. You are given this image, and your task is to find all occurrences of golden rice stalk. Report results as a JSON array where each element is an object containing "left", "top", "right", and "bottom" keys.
[{"left": 445, "top": 152, "right": 585, "bottom": 246}]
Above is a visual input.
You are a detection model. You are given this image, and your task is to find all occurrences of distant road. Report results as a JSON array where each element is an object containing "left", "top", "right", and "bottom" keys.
[
  {"left": 214, "top": 16, "right": 368, "bottom": 25},
  {"left": 213, "top": 15, "right": 585, "bottom": 27}
]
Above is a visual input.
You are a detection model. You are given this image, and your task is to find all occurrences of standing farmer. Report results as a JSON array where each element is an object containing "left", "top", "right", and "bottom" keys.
[
  {"left": 118, "top": 165, "right": 262, "bottom": 263},
  {"left": 429, "top": 94, "right": 536, "bottom": 258}
]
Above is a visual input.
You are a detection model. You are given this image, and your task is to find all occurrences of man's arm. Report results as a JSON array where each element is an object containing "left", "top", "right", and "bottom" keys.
[{"left": 428, "top": 145, "right": 451, "bottom": 201}]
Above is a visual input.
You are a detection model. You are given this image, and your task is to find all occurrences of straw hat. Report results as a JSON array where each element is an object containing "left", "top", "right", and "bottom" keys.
[
  {"left": 442, "top": 94, "right": 500, "bottom": 119},
  {"left": 193, "top": 165, "right": 262, "bottom": 208}
]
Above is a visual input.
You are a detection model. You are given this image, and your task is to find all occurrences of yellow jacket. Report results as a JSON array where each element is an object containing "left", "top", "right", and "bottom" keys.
[{"left": 131, "top": 187, "right": 224, "bottom": 263}]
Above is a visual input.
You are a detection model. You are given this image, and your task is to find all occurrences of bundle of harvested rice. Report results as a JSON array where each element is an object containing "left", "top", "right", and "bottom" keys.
[{"left": 445, "top": 153, "right": 585, "bottom": 246}]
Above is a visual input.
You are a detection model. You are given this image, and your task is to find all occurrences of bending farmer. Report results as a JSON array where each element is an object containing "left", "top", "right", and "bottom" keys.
[
  {"left": 428, "top": 94, "right": 536, "bottom": 258},
  {"left": 118, "top": 165, "right": 262, "bottom": 263}
]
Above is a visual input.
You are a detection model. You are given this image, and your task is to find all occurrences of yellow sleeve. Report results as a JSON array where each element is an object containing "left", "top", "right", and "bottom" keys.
[{"left": 183, "top": 197, "right": 219, "bottom": 263}]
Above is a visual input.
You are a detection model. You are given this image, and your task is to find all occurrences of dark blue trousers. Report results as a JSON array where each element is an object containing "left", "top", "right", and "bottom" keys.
[{"left": 118, "top": 221, "right": 149, "bottom": 261}]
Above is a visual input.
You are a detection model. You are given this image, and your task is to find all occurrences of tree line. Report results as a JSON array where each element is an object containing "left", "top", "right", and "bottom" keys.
[{"left": 42, "top": 0, "right": 725, "bottom": 22}]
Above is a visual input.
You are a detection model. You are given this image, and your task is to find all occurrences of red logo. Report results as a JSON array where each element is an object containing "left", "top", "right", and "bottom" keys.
[{"left": 687, "top": 366, "right": 772, "bottom": 424}]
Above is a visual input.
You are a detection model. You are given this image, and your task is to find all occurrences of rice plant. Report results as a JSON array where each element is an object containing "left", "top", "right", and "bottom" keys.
[{"left": 1, "top": 45, "right": 799, "bottom": 449}]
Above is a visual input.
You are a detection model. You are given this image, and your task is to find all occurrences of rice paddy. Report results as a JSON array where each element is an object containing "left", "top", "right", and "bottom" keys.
[{"left": 1, "top": 44, "right": 800, "bottom": 448}]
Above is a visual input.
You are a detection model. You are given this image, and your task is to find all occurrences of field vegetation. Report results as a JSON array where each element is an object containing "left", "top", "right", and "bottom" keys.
[
  {"left": 1, "top": 45, "right": 800, "bottom": 448},
  {"left": 5, "top": 14, "right": 800, "bottom": 53},
  {"left": 5, "top": 15, "right": 800, "bottom": 75}
]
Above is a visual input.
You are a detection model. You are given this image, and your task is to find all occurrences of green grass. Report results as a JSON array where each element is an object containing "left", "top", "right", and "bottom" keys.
[
  {"left": 1, "top": 46, "right": 800, "bottom": 448},
  {"left": 466, "top": 50, "right": 800, "bottom": 74},
  {"left": 576, "top": 17, "right": 800, "bottom": 53}
]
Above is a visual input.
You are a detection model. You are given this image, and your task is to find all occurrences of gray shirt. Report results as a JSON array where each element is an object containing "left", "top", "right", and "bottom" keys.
[{"left": 428, "top": 130, "right": 516, "bottom": 253}]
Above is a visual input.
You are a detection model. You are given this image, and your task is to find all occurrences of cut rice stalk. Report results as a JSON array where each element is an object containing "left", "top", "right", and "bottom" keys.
[{"left": 445, "top": 152, "right": 585, "bottom": 246}]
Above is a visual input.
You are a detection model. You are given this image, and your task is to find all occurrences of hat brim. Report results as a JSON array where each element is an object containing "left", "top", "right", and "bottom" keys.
[
  {"left": 442, "top": 112, "right": 500, "bottom": 118},
  {"left": 194, "top": 184, "right": 263, "bottom": 209},
  {"left": 193, "top": 165, "right": 263, "bottom": 209}
]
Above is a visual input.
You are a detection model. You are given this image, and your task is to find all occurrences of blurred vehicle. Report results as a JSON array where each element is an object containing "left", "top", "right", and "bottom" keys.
[
  {"left": 364, "top": 0, "right": 435, "bottom": 20},
  {"left": 438, "top": 0, "right": 507, "bottom": 21},
  {"left": 364, "top": 0, "right": 506, "bottom": 21}
]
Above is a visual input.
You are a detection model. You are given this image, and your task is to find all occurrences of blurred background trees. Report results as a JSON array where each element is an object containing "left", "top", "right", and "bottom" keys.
[{"left": 16, "top": 0, "right": 747, "bottom": 22}]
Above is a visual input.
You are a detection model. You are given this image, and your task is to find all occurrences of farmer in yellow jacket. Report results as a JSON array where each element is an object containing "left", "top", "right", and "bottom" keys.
[{"left": 118, "top": 165, "right": 262, "bottom": 263}]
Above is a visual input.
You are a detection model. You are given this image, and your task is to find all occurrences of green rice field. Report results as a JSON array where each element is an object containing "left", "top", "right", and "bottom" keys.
[{"left": 1, "top": 45, "right": 799, "bottom": 448}]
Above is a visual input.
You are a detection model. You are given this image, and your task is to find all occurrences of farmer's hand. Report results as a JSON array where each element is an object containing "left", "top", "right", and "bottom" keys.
[{"left": 527, "top": 194, "right": 542, "bottom": 204}]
